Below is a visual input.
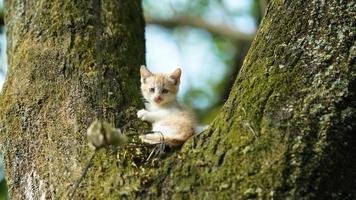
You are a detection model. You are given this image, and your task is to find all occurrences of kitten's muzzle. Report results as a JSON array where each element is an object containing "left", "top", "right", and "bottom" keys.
[{"left": 154, "top": 96, "right": 163, "bottom": 103}]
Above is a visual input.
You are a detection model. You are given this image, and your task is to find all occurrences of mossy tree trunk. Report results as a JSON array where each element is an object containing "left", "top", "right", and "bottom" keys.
[
  {"left": 0, "top": 0, "right": 145, "bottom": 199},
  {"left": 138, "top": 1, "right": 356, "bottom": 199}
]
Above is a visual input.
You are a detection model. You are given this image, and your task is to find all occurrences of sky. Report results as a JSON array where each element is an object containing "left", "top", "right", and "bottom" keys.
[
  {"left": 0, "top": 31, "right": 6, "bottom": 92},
  {"left": 0, "top": 155, "right": 3, "bottom": 180}
]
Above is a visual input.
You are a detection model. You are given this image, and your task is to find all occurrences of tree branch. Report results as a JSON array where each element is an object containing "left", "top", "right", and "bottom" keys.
[{"left": 145, "top": 15, "right": 255, "bottom": 42}]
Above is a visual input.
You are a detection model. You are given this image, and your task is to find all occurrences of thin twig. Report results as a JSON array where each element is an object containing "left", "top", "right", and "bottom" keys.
[
  {"left": 246, "top": 123, "right": 258, "bottom": 140},
  {"left": 66, "top": 151, "right": 97, "bottom": 200},
  {"left": 122, "top": 143, "right": 157, "bottom": 150},
  {"left": 145, "top": 15, "right": 255, "bottom": 42},
  {"left": 145, "top": 131, "right": 167, "bottom": 161},
  {"left": 146, "top": 145, "right": 160, "bottom": 161}
]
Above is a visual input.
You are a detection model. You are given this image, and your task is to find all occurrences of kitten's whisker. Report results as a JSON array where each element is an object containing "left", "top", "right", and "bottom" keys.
[
  {"left": 146, "top": 145, "right": 159, "bottom": 161},
  {"left": 157, "top": 131, "right": 166, "bottom": 153}
]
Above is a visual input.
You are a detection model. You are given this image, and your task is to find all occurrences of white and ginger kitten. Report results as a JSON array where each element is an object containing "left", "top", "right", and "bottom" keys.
[{"left": 137, "top": 65, "right": 196, "bottom": 146}]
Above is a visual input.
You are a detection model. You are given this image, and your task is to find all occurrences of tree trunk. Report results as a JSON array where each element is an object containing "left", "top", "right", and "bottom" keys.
[
  {"left": 0, "top": 0, "right": 145, "bottom": 199},
  {"left": 138, "top": 1, "right": 356, "bottom": 199}
]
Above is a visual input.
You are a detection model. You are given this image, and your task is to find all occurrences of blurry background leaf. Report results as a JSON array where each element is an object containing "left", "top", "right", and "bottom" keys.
[
  {"left": 0, "top": 155, "right": 8, "bottom": 200},
  {"left": 0, "top": 1, "right": 9, "bottom": 198},
  {"left": 0, "top": 2, "right": 6, "bottom": 89}
]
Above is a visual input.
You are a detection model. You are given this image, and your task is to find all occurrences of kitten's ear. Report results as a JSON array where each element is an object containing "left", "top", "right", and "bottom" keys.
[
  {"left": 140, "top": 65, "right": 153, "bottom": 82},
  {"left": 170, "top": 68, "right": 181, "bottom": 85}
]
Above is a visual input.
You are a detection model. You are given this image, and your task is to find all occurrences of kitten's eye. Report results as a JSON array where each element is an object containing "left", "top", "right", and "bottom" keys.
[
  {"left": 149, "top": 88, "right": 155, "bottom": 93},
  {"left": 162, "top": 89, "right": 169, "bottom": 94}
]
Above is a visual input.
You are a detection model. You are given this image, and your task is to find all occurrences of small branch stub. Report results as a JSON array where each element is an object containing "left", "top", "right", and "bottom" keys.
[{"left": 87, "top": 119, "right": 128, "bottom": 150}]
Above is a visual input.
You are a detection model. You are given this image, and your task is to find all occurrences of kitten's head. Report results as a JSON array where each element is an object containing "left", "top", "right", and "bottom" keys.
[{"left": 140, "top": 65, "right": 181, "bottom": 106}]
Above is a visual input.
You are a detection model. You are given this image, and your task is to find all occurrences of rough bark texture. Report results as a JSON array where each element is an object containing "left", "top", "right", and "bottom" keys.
[
  {"left": 0, "top": 0, "right": 146, "bottom": 199},
  {"left": 138, "top": 1, "right": 356, "bottom": 199}
]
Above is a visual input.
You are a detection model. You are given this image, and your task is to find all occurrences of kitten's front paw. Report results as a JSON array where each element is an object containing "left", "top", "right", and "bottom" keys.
[{"left": 137, "top": 109, "right": 148, "bottom": 121}]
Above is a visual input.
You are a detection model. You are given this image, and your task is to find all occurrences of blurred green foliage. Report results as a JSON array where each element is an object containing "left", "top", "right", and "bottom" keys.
[
  {"left": 0, "top": 179, "right": 8, "bottom": 200},
  {"left": 0, "top": 7, "right": 4, "bottom": 77},
  {"left": 1, "top": 4, "right": 7, "bottom": 197},
  {"left": 0, "top": 154, "right": 8, "bottom": 200}
]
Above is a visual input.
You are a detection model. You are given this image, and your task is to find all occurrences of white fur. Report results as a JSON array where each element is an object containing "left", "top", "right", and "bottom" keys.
[
  {"left": 137, "top": 108, "right": 171, "bottom": 122},
  {"left": 137, "top": 103, "right": 186, "bottom": 144},
  {"left": 152, "top": 123, "right": 179, "bottom": 137},
  {"left": 140, "top": 133, "right": 161, "bottom": 144}
]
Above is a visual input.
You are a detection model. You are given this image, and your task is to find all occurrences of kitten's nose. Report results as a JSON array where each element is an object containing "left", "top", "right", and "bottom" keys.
[{"left": 154, "top": 96, "right": 163, "bottom": 103}]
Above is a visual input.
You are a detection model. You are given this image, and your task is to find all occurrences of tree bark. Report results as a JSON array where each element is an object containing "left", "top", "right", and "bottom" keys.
[
  {"left": 138, "top": 1, "right": 356, "bottom": 199},
  {"left": 0, "top": 0, "right": 145, "bottom": 199}
]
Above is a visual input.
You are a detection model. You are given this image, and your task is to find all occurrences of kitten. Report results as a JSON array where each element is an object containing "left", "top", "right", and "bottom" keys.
[{"left": 137, "top": 65, "right": 196, "bottom": 146}]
